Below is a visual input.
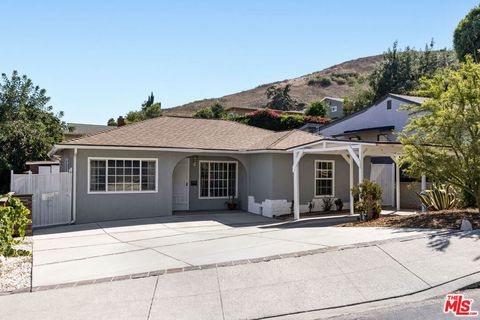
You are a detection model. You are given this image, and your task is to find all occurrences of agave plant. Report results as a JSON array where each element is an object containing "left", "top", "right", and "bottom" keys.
[{"left": 417, "top": 183, "right": 459, "bottom": 211}]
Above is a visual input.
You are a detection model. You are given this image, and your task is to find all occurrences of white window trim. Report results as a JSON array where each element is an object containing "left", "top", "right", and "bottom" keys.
[
  {"left": 198, "top": 160, "right": 238, "bottom": 199},
  {"left": 314, "top": 160, "right": 335, "bottom": 198},
  {"left": 87, "top": 157, "right": 158, "bottom": 194},
  {"left": 331, "top": 106, "right": 337, "bottom": 113}
]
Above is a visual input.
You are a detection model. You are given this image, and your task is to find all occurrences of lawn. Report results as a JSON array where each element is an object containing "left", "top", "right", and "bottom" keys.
[{"left": 338, "top": 209, "right": 480, "bottom": 230}]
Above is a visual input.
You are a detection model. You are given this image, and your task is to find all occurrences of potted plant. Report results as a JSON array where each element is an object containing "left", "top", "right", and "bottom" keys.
[
  {"left": 334, "top": 198, "right": 343, "bottom": 211},
  {"left": 225, "top": 190, "right": 238, "bottom": 210}
]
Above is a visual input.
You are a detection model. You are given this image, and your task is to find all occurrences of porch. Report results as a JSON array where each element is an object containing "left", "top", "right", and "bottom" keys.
[{"left": 290, "top": 139, "right": 425, "bottom": 220}]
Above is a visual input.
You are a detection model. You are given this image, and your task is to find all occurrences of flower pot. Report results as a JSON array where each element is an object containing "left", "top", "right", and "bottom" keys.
[{"left": 227, "top": 203, "right": 238, "bottom": 210}]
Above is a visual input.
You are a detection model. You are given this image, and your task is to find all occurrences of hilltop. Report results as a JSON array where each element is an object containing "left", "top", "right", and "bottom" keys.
[{"left": 162, "top": 54, "right": 384, "bottom": 117}]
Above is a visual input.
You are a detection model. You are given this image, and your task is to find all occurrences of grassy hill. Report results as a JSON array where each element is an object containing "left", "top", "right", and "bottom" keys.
[{"left": 162, "top": 54, "right": 383, "bottom": 117}]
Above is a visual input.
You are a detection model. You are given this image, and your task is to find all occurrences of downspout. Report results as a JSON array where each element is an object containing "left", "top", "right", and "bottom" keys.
[{"left": 71, "top": 148, "right": 77, "bottom": 224}]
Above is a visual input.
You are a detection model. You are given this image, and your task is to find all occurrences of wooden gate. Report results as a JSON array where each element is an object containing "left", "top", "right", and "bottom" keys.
[
  {"left": 370, "top": 163, "right": 395, "bottom": 206},
  {"left": 10, "top": 171, "right": 72, "bottom": 227}
]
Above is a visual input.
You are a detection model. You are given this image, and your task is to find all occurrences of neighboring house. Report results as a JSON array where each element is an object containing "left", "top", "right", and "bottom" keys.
[
  {"left": 49, "top": 116, "right": 410, "bottom": 224},
  {"left": 224, "top": 106, "right": 304, "bottom": 116},
  {"left": 64, "top": 123, "right": 116, "bottom": 141},
  {"left": 318, "top": 93, "right": 428, "bottom": 141},
  {"left": 322, "top": 97, "right": 344, "bottom": 119}
]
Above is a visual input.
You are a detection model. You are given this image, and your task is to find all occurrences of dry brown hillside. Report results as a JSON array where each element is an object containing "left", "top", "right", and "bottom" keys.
[{"left": 163, "top": 54, "right": 383, "bottom": 117}]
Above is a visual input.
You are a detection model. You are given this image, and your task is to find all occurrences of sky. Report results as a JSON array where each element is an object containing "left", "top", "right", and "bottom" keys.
[{"left": 0, "top": 0, "right": 478, "bottom": 124}]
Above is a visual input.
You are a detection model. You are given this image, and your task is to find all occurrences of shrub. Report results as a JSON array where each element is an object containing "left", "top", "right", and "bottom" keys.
[
  {"left": 193, "top": 103, "right": 225, "bottom": 119},
  {"left": 417, "top": 183, "right": 459, "bottom": 211},
  {"left": 332, "top": 76, "right": 347, "bottom": 85},
  {"left": 0, "top": 194, "right": 31, "bottom": 257},
  {"left": 334, "top": 198, "right": 343, "bottom": 211},
  {"left": 351, "top": 180, "right": 383, "bottom": 221},
  {"left": 307, "top": 77, "right": 332, "bottom": 87},
  {"left": 304, "top": 101, "right": 327, "bottom": 117},
  {"left": 322, "top": 197, "right": 335, "bottom": 212}
]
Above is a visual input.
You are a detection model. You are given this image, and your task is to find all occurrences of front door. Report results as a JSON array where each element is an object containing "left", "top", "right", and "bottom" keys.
[
  {"left": 370, "top": 163, "right": 395, "bottom": 206},
  {"left": 172, "top": 158, "right": 189, "bottom": 211}
]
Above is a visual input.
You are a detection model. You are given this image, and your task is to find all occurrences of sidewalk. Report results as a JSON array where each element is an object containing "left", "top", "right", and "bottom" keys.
[{"left": 0, "top": 230, "right": 479, "bottom": 320}]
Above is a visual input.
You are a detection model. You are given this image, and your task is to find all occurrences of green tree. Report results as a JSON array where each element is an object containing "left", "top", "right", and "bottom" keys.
[
  {"left": 454, "top": 5, "right": 480, "bottom": 62},
  {"left": 0, "top": 71, "right": 64, "bottom": 192},
  {"left": 265, "top": 84, "right": 300, "bottom": 111},
  {"left": 193, "top": 102, "right": 225, "bottom": 119},
  {"left": 343, "top": 89, "right": 375, "bottom": 115},
  {"left": 107, "top": 118, "right": 117, "bottom": 126},
  {"left": 142, "top": 92, "right": 155, "bottom": 110},
  {"left": 123, "top": 93, "right": 161, "bottom": 124},
  {"left": 369, "top": 41, "right": 456, "bottom": 101},
  {"left": 399, "top": 57, "right": 480, "bottom": 211},
  {"left": 304, "top": 101, "right": 327, "bottom": 117}
]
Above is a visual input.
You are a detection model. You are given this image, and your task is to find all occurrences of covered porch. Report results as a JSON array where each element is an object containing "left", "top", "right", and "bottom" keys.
[{"left": 290, "top": 139, "right": 420, "bottom": 220}]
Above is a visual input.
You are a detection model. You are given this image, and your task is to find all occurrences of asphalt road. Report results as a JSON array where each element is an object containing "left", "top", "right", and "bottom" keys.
[{"left": 327, "top": 289, "right": 480, "bottom": 320}]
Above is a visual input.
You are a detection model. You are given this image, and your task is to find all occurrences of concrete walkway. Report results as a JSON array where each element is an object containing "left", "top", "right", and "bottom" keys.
[
  {"left": 1, "top": 229, "right": 479, "bottom": 319},
  {"left": 33, "top": 212, "right": 441, "bottom": 287}
]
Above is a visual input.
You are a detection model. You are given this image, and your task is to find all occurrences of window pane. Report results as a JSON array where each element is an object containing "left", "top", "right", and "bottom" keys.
[{"left": 90, "top": 160, "right": 106, "bottom": 192}]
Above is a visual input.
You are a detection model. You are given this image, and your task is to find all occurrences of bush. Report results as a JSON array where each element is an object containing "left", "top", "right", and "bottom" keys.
[
  {"left": 332, "top": 76, "right": 347, "bottom": 85},
  {"left": 351, "top": 180, "right": 383, "bottom": 221},
  {"left": 307, "top": 77, "right": 332, "bottom": 87},
  {"left": 193, "top": 103, "right": 225, "bottom": 119},
  {"left": 322, "top": 197, "right": 335, "bottom": 212},
  {"left": 305, "top": 101, "right": 327, "bottom": 117},
  {"left": 0, "top": 194, "right": 31, "bottom": 257},
  {"left": 417, "top": 183, "right": 459, "bottom": 211}
]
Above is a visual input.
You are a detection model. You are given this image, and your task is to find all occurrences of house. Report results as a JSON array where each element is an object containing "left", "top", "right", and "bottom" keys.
[
  {"left": 322, "top": 97, "right": 344, "bottom": 119},
  {"left": 318, "top": 94, "right": 428, "bottom": 141},
  {"left": 317, "top": 93, "right": 429, "bottom": 208},
  {"left": 64, "top": 123, "right": 116, "bottom": 141},
  {"left": 49, "top": 116, "right": 407, "bottom": 224}
]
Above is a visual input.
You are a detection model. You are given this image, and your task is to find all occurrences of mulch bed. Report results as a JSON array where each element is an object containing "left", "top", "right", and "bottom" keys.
[{"left": 338, "top": 209, "right": 480, "bottom": 230}]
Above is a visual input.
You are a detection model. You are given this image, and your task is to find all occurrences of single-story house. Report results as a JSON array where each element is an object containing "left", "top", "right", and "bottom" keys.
[
  {"left": 49, "top": 116, "right": 406, "bottom": 224},
  {"left": 322, "top": 97, "right": 344, "bottom": 119}
]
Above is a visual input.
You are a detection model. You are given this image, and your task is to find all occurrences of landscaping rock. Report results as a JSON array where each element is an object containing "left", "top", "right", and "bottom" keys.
[{"left": 461, "top": 218, "right": 473, "bottom": 231}]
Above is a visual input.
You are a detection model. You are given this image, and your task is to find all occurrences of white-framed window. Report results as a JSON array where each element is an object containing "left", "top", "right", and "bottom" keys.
[
  {"left": 331, "top": 106, "right": 337, "bottom": 113},
  {"left": 199, "top": 161, "right": 237, "bottom": 199},
  {"left": 88, "top": 158, "right": 157, "bottom": 194},
  {"left": 315, "top": 160, "right": 335, "bottom": 197}
]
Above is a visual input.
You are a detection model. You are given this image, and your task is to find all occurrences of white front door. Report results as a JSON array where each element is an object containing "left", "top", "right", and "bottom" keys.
[
  {"left": 370, "top": 163, "right": 395, "bottom": 206},
  {"left": 172, "top": 158, "right": 189, "bottom": 211}
]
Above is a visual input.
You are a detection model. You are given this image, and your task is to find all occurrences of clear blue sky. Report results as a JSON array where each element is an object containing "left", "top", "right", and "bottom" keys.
[{"left": 0, "top": 0, "right": 477, "bottom": 124}]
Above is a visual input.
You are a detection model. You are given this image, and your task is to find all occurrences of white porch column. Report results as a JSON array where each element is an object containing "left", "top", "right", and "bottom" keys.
[
  {"left": 349, "top": 155, "right": 354, "bottom": 215},
  {"left": 358, "top": 145, "right": 364, "bottom": 185},
  {"left": 395, "top": 156, "right": 401, "bottom": 211},
  {"left": 421, "top": 174, "right": 427, "bottom": 213},
  {"left": 292, "top": 150, "right": 304, "bottom": 220}
]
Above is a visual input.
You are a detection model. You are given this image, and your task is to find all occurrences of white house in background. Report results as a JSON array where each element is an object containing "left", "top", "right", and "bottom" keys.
[
  {"left": 318, "top": 93, "right": 428, "bottom": 141},
  {"left": 318, "top": 93, "right": 428, "bottom": 208}
]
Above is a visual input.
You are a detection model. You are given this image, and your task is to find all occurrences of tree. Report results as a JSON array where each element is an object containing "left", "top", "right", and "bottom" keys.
[
  {"left": 193, "top": 103, "right": 225, "bottom": 119},
  {"left": 0, "top": 71, "right": 64, "bottom": 192},
  {"left": 123, "top": 93, "right": 161, "bottom": 124},
  {"left": 399, "top": 57, "right": 480, "bottom": 211},
  {"left": 343, "top": 89, "right": 375, "bottom": 115},
  {"left": 107, "top": 118, "right": 117, "bottom": 126},
  {"left": 304, "top": 101, "right": 327, "bottom": 117},
  {"left": 265, "top": 84, "right": 300, "bottom": 111},
  {"left": 454, "top": 5, "right": 480, "bottom": 62},
  {"left": 369, "top": 41, "right": 456, "bottom": 101},
  {"left": 142, "top": 92, "right": 154, "bottom": 110}
]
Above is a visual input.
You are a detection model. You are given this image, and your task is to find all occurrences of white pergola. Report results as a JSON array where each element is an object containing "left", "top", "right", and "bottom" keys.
[{"left": 290, "top": 139, "right": 407, "bottom": 220}]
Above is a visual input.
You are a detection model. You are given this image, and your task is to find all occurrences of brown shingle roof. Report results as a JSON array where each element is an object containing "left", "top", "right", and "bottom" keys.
[{"left": 58, "top": 116, "right": 321, "bottom": 151}]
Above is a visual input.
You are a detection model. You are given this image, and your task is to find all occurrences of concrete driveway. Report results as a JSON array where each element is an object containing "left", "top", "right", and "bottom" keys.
[{"left": 33, "top": 211, "right": 441, "bottom": 287}]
